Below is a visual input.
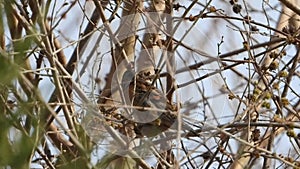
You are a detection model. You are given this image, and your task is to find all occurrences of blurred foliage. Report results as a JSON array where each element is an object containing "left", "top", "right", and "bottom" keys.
[
  {"left": 0, "top": 56, "right": 18, "bottom": 85},
  {"left": 0, "top": 0, "right": 299, "bottom": 169},
  {"left": 96, "top": 154, "right": 137, "bottom": 169}
]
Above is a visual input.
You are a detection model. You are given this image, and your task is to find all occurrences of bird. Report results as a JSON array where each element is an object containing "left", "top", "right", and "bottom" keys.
[{"left": 121, "top": 69, "right": 197, "bottom": 137}]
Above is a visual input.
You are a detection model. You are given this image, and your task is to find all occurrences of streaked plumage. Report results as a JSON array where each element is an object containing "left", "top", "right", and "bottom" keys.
[{"left": 121, "top": 69, "right": 195, "bottom": 137}]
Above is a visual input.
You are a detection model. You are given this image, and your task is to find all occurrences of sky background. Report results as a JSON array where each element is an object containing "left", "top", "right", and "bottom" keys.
[{"left": 27, "top": 0, "right": 300, "bottom": 167}]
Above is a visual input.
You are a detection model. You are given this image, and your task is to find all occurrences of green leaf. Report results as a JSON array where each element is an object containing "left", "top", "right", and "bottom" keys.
[
  {"left": 0, "top": 115, "right": 13, "bottom": 166},
  {"left": 96, "top": 154, "right": 137, "bottom": 169},
  {"left": 0, "top": 55, "right": 18, "bottom": 85}
]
